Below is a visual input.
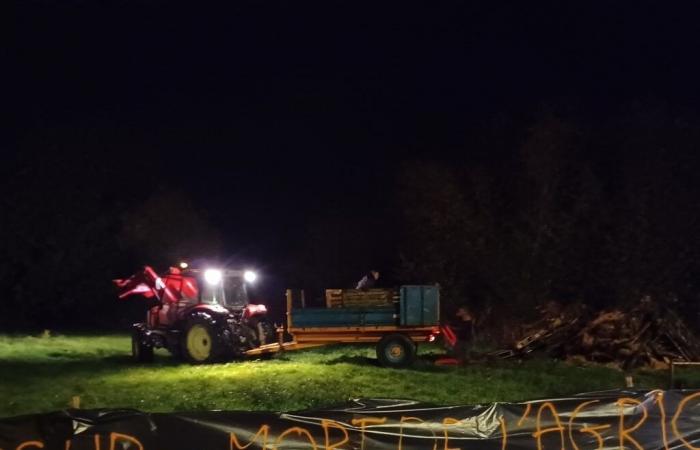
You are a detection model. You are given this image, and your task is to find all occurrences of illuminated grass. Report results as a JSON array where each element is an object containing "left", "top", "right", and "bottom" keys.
[{"left": 0, "top": 334, "right": 685, "bottom": 418}]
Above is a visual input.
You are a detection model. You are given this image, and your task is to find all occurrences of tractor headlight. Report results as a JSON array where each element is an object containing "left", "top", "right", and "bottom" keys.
[
  {"left": 204, "top": 269, "right": 222, "bottom": 285},
  {"left": 244, "top": 270, "right": 257, "bottom": 283}
]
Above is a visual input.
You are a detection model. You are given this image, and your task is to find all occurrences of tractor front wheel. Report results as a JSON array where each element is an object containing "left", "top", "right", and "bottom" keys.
[
  {"left": 132, "top": 330, "right": 154, "bottom": 363},
  {"left": 182, "top": 317, "right": 224, "bottom": 364},
  {"left": 376, "top": 333, "right": 416, "bottom": 368}
]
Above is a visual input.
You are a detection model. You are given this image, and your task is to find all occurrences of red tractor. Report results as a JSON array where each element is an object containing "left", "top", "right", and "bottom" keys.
[{"left": 114, "top": 264, "right": 275, "bottom": 364}]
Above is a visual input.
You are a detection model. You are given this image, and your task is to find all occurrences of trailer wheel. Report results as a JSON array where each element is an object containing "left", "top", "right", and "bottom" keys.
[
  {"left": 376, "top": 334, "right": 416, "bottom": 368},
  {"left": 132, "top": 330, "right": 154, "bottom": 363},
  {"left": 182, "top": 316, "right": 223, "bottom": 364}
]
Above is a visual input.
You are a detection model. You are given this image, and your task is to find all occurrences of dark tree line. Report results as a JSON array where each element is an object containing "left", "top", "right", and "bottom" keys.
[
  {"left": 4, "top": 107, "right": 700, "bottom": 331},
  {"left": 395, "top": 109, "right": 700, "bottom": 327},
  {"left": 0, "top": 146, "right": 222, "bottom": 330}
]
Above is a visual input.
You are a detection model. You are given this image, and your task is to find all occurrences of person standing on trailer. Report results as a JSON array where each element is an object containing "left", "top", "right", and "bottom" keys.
[{"left": 356, "top": 270, "right": 380, "bottom": 290}]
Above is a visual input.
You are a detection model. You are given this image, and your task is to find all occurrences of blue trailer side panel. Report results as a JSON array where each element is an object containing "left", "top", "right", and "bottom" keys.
[
  {"left": 291, "top": 307, "right": 396, "bottom": 327},
  {"left": 400, "top": 285, "right": 439, "bottom": 326}
]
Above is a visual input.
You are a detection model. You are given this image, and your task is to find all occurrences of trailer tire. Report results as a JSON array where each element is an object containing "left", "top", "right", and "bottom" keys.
[
  {"left": 182, "top": 316, "right": 224, "bottom": 364},
  {"left": 132, "top": 330, "right": 154, "bottom": 363},
  {"left": 376, "top": 334, "right": 416, "bottom": 368}
]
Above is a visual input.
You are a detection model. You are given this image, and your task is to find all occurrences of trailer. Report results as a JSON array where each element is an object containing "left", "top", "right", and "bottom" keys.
[{"left": 245, "top": 285, "right": 441, "bottom": 368}]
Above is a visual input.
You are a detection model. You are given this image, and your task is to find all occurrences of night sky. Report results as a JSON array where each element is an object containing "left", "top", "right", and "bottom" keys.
[{"left": 8, "top": 1, "right": 700, "bottom": 288}]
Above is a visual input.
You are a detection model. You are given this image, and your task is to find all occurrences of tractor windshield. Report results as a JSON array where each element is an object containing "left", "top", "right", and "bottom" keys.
[
  {"left": 223, "top": 277, "right": 249, "bottom": 308},
  {"left": 198, "top": 276, "right": 249, "bottom": 309}
]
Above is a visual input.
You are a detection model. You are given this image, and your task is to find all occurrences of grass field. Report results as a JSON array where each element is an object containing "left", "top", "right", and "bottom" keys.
[{"left": 0, "top": 333, "right": 692, "bottom": 418}]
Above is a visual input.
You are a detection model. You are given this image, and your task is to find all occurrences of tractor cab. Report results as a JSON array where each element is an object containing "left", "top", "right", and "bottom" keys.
[{"left": 186, "top": 268, "right": 257, "bottom": 310}]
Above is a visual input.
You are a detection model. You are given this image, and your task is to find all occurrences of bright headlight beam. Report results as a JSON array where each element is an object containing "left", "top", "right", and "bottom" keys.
[
  {"left": 244, "top": 270, "right": 257, "bottom": 283},
  {"left": 204, "top": 269, "right": 222, "bottom": 285}
]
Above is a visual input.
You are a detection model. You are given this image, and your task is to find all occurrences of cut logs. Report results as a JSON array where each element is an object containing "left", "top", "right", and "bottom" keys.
[{"left": 501, "top": 297, "right": 700, "bottom": 369}]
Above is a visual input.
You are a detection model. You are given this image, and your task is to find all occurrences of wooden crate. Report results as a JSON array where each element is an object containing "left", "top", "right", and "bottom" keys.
[{"left": 325, "top": 289, "right": 396, "bottom": 308}]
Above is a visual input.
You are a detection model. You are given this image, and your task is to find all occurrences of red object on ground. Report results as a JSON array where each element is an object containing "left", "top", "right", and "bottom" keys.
[{"left": 435, "top": 357, "right": 460, "bottom": 365}]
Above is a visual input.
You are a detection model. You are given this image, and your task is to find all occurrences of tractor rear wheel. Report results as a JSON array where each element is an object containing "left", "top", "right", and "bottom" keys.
[
  {"left": 376, "top": 333, "right": 416, "bottom": 368},
  {"left": 132, "top": 330, "right": 154, "bottom": 363},
  {"left": 182, "top": 316, "right": 224, "bottom": 364}
]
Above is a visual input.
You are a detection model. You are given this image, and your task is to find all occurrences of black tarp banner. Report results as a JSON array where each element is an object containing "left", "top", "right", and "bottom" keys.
[{"left": 2, "top": 390, "right": 700, "bottom": 450}]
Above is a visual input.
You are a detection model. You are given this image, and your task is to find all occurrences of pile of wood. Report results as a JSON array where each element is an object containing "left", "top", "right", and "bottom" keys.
[
  {"left": 325, "top": 289, "right": 396, "bottom": 308},
  {"left": 505, "top": 297, "right": 700, "bottom": 369}
]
